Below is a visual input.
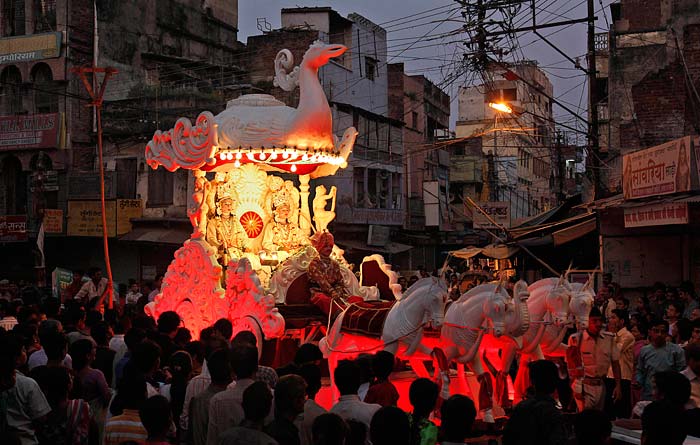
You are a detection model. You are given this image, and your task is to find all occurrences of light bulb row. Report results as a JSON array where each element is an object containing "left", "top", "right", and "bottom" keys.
[{"left": 213, "top": 147, "right": 345, "bottom": 167}]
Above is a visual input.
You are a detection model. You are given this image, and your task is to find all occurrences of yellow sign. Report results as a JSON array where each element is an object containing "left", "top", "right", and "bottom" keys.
[
  {"left": 67, "top": 201, "right": 116, "bottom": 237},
  {"left": 0, "top": 32, "right": 62, "bottom": 63},
  {"left": 116, "top": 199, "right": 143, "bottom": 235},
  {"left": 44, "top": 209, "right": 63, "bottom": 233}
]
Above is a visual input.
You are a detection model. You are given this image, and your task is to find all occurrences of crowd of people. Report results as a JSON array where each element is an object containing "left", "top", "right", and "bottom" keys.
[{"left": 1, "top": 269, "right": 700, "bottom": 444}]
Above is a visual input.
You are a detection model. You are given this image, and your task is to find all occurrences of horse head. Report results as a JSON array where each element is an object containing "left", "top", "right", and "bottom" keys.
[
  {"left": 483, "top": 282, "right": 510, "bottom": 337},
  {"left": 404, "top": 277, "right": 448, "bottom": 330},
  {"left": 569, "top": 274, "right": 595, "bottom": 330},
  {"left": 302, "top": 41, "right": 348, "bottom": 70},
  {"left": 545, "top": 275, "right": 572, "bottom": 327},
  {"left": 506, "top": 279, "right": 531, "bottom": 337}
]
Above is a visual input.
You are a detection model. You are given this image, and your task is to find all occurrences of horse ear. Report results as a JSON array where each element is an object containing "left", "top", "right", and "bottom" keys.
[{"left": 582, "top": 273, "right": 594, "bottom": 291}]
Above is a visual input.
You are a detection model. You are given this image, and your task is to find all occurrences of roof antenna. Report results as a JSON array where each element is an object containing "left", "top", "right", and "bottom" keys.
[{"left": 257, "top": 17, "right": 272, "bottom": 33}]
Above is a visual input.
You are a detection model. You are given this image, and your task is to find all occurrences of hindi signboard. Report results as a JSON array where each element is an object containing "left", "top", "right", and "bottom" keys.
[
  {"left": 473, "top": 201, "right": 511, "bottom": 229},
  {"left": 0, "top": 32, "right": 62, "bottom": 63},
  {"left": 52, "top": 267, "right": 73, "bottom": 300},
  {"left": 43, "top": 209, "right": 63, "bottom": 233},
  {"left": 116, "top": 199, "right": 143, "bottom": 235},
  {"left": 622, "top": 136, "right": 695, "bottom": 200},
  {"left": 623, "top": 202, "right": 689, "bottom": 228},
  {"left": 0, "top": 215, "right": 28, "bottom": 242},
  {"left": 67, "top": 201, "right": 117, "bottom": 237},
  {"left": 0, "top": 113, "right": 63, "bottom": 150}
]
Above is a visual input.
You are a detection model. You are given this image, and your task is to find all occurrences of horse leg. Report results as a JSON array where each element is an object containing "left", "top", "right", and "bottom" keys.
[{"left": 470, "top": 358, "right": 495, "bottom": 424}]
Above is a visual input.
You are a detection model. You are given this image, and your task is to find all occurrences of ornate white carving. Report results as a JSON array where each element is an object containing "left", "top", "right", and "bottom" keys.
[
  {"left": 268, "top": 245, "right": 318, "bottom": 304},
  {"left": 273, "top": 49, "right": 300, "bottom": 92},
  {"left": 360, "top": 254, "right": 402, "bottom": 300},
  {"left": 225, "top": 258, "right": 285, "bottom": 339},
  {"left": 145, "top": 111, "right": 218, "bottom": 171}
]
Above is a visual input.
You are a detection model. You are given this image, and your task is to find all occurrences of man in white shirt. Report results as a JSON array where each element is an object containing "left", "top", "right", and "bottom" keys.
[
  {"left": 148, "top": 274, "right": 163, "bottom": 302},
  {"left": 74, "top": 267, "right": 109, "bottom": 303},
  {"left": 606, "top": 309, "right": 636, "bottom": 418},
  {"left": 124, "top": 280, "right": 142, "bottom": 305},
  {"left": 682, "top": 343, "right": 700, "bottom": 407},
  {"left": 296, "top": 364, "right": 327, "bottom": 445},
  {"left": 330, "top": 360, "right": 380, "bottom": 433}
]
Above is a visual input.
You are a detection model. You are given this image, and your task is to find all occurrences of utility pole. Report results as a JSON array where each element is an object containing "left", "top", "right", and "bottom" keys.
[
  {"left": 587, "top": 0, "right": 601, "bottom": 199},
  {"left": 71, "top": 66, "right": 118, "bottom": 310}
]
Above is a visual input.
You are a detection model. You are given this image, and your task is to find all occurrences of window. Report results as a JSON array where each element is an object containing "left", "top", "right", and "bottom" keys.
[
  {"left": 32, "top": 63, "right": 58, "bottom": 113},
  {"left": 0, "top": 66, "right": 23, "bottom": 114},
  {"left": 34, "top": 0, "right": 57, "bottom": 33},
  {"left": 1, "top": 0, "right": 25, "bottom": 36},
  {"left": 411, "top": 111, "right": 418, "bottom": 129},
  {"left": 147, "top": 168, "right": 173, "bottom": 206},
  {"left": 0, "top": 156, "right": 27, "bottom": 215},
  {"left": 502, "top": 88, "right": 517, "bottom": 101},
  {"left": 354, "top": 167, "right": 365, "bottom": 207},
  {"left": 116, "top": 158, "right": 137, "bottom": 199},
  {"left": 365, "top": 57, "right": 377, "bottom": 81}
]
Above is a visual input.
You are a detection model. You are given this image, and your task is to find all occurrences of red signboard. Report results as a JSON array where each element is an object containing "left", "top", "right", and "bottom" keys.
[
  {"left": 0, "top": 215, "right": 28, "bottom": 242},
  {"left": 0, "top": 113, "right": 62, "bottom": 150}
]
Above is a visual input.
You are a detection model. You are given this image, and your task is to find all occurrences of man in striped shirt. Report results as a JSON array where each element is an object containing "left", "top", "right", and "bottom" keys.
[{"left": 104, "top": 374, "right": 148, "bottom": 445}]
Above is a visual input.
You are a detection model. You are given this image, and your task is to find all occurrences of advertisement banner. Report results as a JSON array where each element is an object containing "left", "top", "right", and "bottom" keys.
[
  {"left": 0, "top": 215, "right": 28, "bottom": 242},
  {"left": 0, "top": 32, "right": 62, "bottom": 63},
  {"left": 622, "top": 136, "right": 694, "bottom": 199},
  {"left": 52, "top": 267, "right": 73, "bottom": 300},
  {"left": 116, "top": 199, "right": 143, "bottom": 235},
  {"left": 67, "top": 201, "right": 117, "bottom": 237},
  {"left": 43, "top": 209, "right": 63, "bottom": 233},
  {"left": 623, "top": 202, "right": 689, "bottom": 228},
  {"left": 474, "top": 201, "right": 511, "bottom": 229},
  {"left": 0, "top": 113, "right": 62, "bottom": 150}
]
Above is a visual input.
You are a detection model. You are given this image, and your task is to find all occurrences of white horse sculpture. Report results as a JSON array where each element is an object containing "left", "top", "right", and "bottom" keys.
[
  {"left": 319, "top": 277, "right": 448, "bottom": 391},
  {"left": 439, "top": 282, "right": 512, "bottom": 423}
]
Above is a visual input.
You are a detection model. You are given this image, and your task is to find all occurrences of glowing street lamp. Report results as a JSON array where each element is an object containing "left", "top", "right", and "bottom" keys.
[{"left": 488, "top": 102, "right": 513, "bottom": 114}]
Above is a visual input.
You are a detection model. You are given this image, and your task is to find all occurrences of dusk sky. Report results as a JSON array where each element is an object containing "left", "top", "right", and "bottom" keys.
[{"left": 238, "top": 0, "right": 612, "bottom": 141}]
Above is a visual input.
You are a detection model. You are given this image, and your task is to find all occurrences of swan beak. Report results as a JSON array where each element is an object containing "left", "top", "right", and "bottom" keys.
[{"left": 327, "top": 45, "right": 347, "bottom": 57}]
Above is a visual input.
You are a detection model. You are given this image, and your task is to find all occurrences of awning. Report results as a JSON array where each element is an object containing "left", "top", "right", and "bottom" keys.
[
  {"left": 552, "top": 217, "right": 597, "bottom": 246},
  {"left": 336, "top": 239, "right": 413, "bottom": 254},
  {"left": 510, "top": 213, "right": 595, "bottom": 240},
  {"left": 583, "top": 192, "right": 700, "bottom": 210},
  {"left": 451, "top": 243, "right": 520, "bottom": 260},
  {"left": 119, "top": 226, "right": 192, "bottom": 245}
]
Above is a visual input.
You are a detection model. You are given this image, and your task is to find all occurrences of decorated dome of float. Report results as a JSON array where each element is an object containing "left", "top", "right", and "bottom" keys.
[{"left": 144, "top": 41, "right": 357, "bottom": 178}]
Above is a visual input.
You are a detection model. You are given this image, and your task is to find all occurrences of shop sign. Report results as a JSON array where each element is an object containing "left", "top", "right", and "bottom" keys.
[
  {"left": 622, "top": 136, "right": 695, "bottom": 200},
  {"left": 474, "top": 201, "right": 511, "bottom": 229},
  {"left": 43, "top": 209, "right": 63, "bottom": 233},
  {"left": 116, "top": 199, "right": 143, "bottom": 235},
  {"left": 0, "top": 32, "right": 62, "bottom": 63},
  {"left": 67, "top": 201, "right": 117, "bottom": 237},
  {"left": 623, "top": 202, "right": 688, "bottom": 228},
  {"left": 52, "top": 267, "right": 73, "bottom": 299},
  {"left": 30, "top": 171, "right": 59, "bottom": 192},
  {"left": 0, "top": 113, "right": 63, "bottom": 150},
  {"left": 0, "top": 215, "right": 28, "bottom": 242}
]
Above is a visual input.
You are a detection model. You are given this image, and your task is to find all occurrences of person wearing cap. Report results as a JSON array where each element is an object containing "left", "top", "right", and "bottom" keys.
[{"left": 566, "top": 306, "right": 623, "bottom": 411}]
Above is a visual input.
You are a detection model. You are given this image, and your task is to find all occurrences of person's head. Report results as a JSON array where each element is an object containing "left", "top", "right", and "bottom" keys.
[
  {"left": 295, "top": 343, "right": 323, "bottom": 366},
  {"left": 641, "top": 400, "right": 687, "bottom": 445},
  {"left": 274, "top": 374, "right": 307, "bottom": 418},
  {"left": 88, "top": 267, "right": 102, "bottom": 283},
  {"left": 231, "top": 343, "right": 258, "bottom": 380},
  {"left": 72, "top": 270, "right": 84, "bottom": 283},
  {"left": 124, "top": 327, "right": 147, "bottom": 352},
  {"left": 440, "top": 395, "right": 477, "bottom": 442},
  {"left": 574, "top": 409, "right": 612, "bottom": 445},
  {"left": 370, "top": 406, "right": 410, "bottom": 445},
  {"left": 666, "top": 301, "right": 682, "bottom": 320},
  {"left": 174, "top": 327, "right": 191, "bottom": 347},
  {"left": 168, "top": 350, "right": 193, "bottom": 382},
  {"left": 354, "top": 353, "right": 374, "bottom": 385},
  {"left": 596, "top": 285, "right": 609, "bottom": 304},
  {"left": 242, "top": 381, "right": 273, "bottom": 424},
  {"left": 652, "top": 370, "right": 690, "bottom": 405},
  {"left": 409, "top": 377, "right": 439, "bottom": 417},
  {"left": 691, "top": 308, "right": 700, "bottom": 321},
  {"left": 334, "top": 359, "right": 361, "bottom": 396},
  {"left": 608, "top": 309, "right": 628, "bottom": 333},
  {"left": 153, "top": 274, "right": 164, "bottom": 289},
  {"left": 371, "top": 351, "right": 394, "bottom": 381},
  {"left": 69, "top": 338, "right": 96, "bottom": 371},
  {"left": 631, "top": 323, "right": 648, "bottom": 342},
  {"left": 129, "top": 280, "right": 139, "bottom": 293},
  {"left": 298, "top": 363, "right": 322, "bottom": 399},
  {"left": 691, "top": 319, "right": 700, "bottom": 343},
  {"left": 207, "top": 348, "right": 233, "bottom": 386},
  {"left": 686, "top": 344, "right": 700, "bottom": 375},
  {"left": 132, "top": 339, "right": 162, "bottom": 376},
  {"left": 312, "top": 413, "right": 349, "bottom": 445},
  {"left": 679, "top": 281, "right": 695, "bottom": 302},
  {"left": 41, "top": 329, "right": 68, "bottom": 362},
  {"left": 408, "top": 276, "right": 418, "bottom": 286},
  {"left": 213, "top": 318, "right": 233, "bottom": 342},
  {"left": 231, "top": 330, "right": 257, "bottom": 347},
  {"left": 649, "top": 319, "right": 669, "bottom": 347},
  {"left": 603, "top": 273, "right": 612, "bottom": 285},
  {"left": 185, "top": 340, "right": 205, "bottom": 369},
  {"left": 118, "top": 372, "right": 148, "bottom": 409},
  {"left": 587, "top": 307, "right": 604, "bottom": 336},
  {"left": 140, "top": 395, "right": 172, "bottom": 440},
  {"left": 615, "top": 297, "right": 629, "bottom": 311},
  {"left": 528, "top": 359, "right": 558, "bottom": 395},
  {"left": 652, "top": 282, "right": 665, "bottom": 299},
  {"left": 157, "top": 311, "right": 180, "bottom": 337},
  {"left": 91, "top": 321, "right": 112, "bottom": 347},
  {"left": 398, "top": 276, "right": 407, "bottom": 290}
]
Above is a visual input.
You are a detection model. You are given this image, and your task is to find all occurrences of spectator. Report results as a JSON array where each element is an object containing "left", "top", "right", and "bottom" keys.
[
  {"left": 648, "top": 282, "right": 667, "bottom": 320},
  {"left": 641, "top": 400, "right": 686, "bottom": 445},
  {"left": 667, "top": 301, "right": 683, "bottom": 337},
  {"left": 364, "top": 351, "right": 399, "bottom": 407},
  {"left": 34, "top": 366, "right": 90, "bottom": 445},
  {"left": 574, "top": 409, "right": 612, "bottom": 445},
  {"left": 680, "top": 281, "right": 699, "bottom": 319},
  {"left": 606, "top": 309, "right": 635, "bottom": 419},
  {"left": 109, "top": 315, "right": 131, "bottom": 387},
  {"left": 207, "top": 343, "right": 260, "bottom": 445},
  {"left": 370, "top": 406, "right": 410, "bottom": 445},
  {"left": 91, "top": 321, "right": 116, "bottom": 385},
  {"left": 0, "top": 332, "right": 51, "bottom": 445},
  {"left": 213, "top": 318, "right": 233, "bottom": 342},
  {"left": 61, "top": 270, "right": 85, "bottom": 303},
  {"left": 631, "top": 322, "right": 648, "bottom": 407},
  {"left": 148, "top": 275, "right": 163, "bottom": 302},
  {"left": 155, "top": 311, "right": 180, "bottom": 363},
  {"left": 190, "top": 348, "right": 232, "bottom": 445},
  {"left": 232, "top": 330, "right": 279, "bottom": 388},
  {"left": 131, "top": 339, "right": 163, "bottom": 397},
  {"left": 114, "top": 327, "right": 146, "bottom": 387},
  {"left": 0, "top": 299, "right": 18, "bottom": 331},
  {"left": 277, "top": 342, "right": 324, "bottom": 378},
  {"left": 74, "top": 268, "right": 109, "bottom": 304},
  {"left": 690, "top": 319, "right": 700, "bottom": 346},
  {"left": 219, "top": 381, "right": 278, "bottom": 445},
  {"left": 104, "top": 372, "right": 148, "bottom": 445},
  {"left": 503, "top": 360, "right": 567, "bottom": 445},
  {"left": 354, "top": 353, "right": 373, "bottom": 402},
  {"left": 408, "top": 378, "right": 439, "bottom": 445},
  {"left": 297, "top": 364, "right": 327, "bottom": 445},
  {"left": 185, "top": 340, "right": 205, "bottom": 377},
  {"left": 682, "top": 343, "right": 700, "bottom": 407},
  {"left": 174, "top": 327, "right": 192, "bottom": 349},
  {"left": 312, "top": 413, "right": 348, "bottom": 445},
  {"left": 330, "top": 360, "right": 381, "bottom": 431},
  {"left": 65, "top": 307, "right": 92, "bottom": 345},
  {"left": 140, "top": 395, "right": 171, "bottom": 445},
  {"left": 125, "top": 280, "right": 142, "bottom": 306},
  {"left": 70, "top": 338, "right": 111, "bottom": 442},
  {"left": 636, "top": 319, "right": 686, "bottom": 400},
  {"left": 439, "top": 395, "right": 476, "bottom": 445},
  {"left": 265, "top": 374, "right": 307, "bottom": 445},
  {"left": 28, "top": 320, "right": 72, "bottom": 370},
  {"left": 160, "top": 350, "right": 192, "bottom": 426}
]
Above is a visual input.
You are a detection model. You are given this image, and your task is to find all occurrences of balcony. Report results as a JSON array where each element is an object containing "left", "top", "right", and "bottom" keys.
[{"left": 336, "top": 206, "right": 404, "bottom": 226}]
